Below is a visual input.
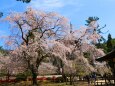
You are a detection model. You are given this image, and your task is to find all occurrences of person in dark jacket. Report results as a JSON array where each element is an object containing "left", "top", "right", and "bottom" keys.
[{"left": 85, "top": 75, "right": 90, "bottom": 86}]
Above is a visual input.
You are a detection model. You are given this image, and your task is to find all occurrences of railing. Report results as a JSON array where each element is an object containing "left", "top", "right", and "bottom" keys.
[{"left": 92, "top": 76, "right": 115, "bottom": 86}]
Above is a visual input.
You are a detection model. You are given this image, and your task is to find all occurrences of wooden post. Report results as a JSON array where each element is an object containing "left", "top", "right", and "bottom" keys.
[
  {"left": 114, "top": 64, "right": 115, "bottom": 84},
  {"left": 113, "top": 59, "right": 115, "bottom": 85}
]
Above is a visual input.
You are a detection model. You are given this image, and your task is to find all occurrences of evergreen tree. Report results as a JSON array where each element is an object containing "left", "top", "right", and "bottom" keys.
[
  {"left": 85, "top": 17, "right": 106, "bottom": 45},
  {"left": 0, "top": 46, "right": 8, "bottom": 55},
  {"left": 107, "top": 33, "right": 113, "bottom": 52},
  {"left": 85, "top": 17, "right": 99, "bottom": 26},
  {"left": 111, "top": 38, "right": 115, "bottom": 50},
  {"left": 0, "top": 12, "right": 3, "bottom": 18},
  {"left": 16, "top": 0, "right": 31, "bottom": 3}
]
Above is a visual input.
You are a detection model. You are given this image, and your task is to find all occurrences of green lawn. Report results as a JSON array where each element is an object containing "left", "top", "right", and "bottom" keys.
[
  {"left": 40, "top": 82, "right": 91, "bottom": 86},
  {"left": 0, "top": 81, "right": 94, "bottom": 86}
]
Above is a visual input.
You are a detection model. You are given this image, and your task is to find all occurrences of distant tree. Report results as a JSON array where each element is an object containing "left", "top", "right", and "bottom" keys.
[
  {"left": 85, "top": 17, "right": 99, "bottom": 26},
  {"left": 0, "top": 12, "right": 3, "bottom": 18},
  {"left": 111, "top": 38, "right": 115, "bottom": 49},
  {"left": 0, "top": 46, "right": 4, "bottom": 53},
  {"left": 85, "top": 17, "right": 106, "bottom": 44},
  {"left": 0, "top": 46, "right": 8, "bottom": 55},
  {"left": 107, "top": 33, "right": 113, "bottom": 52},
  {"left": 16, "top": 0, "right": 31, "bottom": 3}
]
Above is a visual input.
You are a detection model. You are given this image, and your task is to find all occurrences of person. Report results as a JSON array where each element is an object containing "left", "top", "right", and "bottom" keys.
[
  {"left": 85, "top": 75, "right": 90, "bottom": 86},
  {"left": 91, "top": 73, "right": 96, "bottom": 85}
]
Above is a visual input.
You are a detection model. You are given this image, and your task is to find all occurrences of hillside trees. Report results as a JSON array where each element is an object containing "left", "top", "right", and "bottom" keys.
[{"left": 96, "top": 33, "right": 115, "bottom": 53}]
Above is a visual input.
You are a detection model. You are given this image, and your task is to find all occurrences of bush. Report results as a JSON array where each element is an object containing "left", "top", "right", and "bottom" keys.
[
  {"left": 16, "top": 73, "right": 27, "bottom": 82},
  {"left": 47, "top": 77, "right": 52, "bottom": 81},
  {"left": 55, "top": 77, "right": 63, "bottom": 83}
]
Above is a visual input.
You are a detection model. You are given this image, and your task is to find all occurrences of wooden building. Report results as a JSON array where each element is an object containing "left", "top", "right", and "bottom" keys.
[
  {"left": 96, "top": 50, "right": 115, "bottom": 85},
  {"left": 96, "top": 50, "right": 115, "bottom": 62}
]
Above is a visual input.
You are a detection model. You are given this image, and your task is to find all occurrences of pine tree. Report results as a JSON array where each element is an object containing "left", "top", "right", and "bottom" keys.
[
  {"left": 85, "top": 17, "right": 99, "bottom": 26},
  {"left": 0, "top": 12, "right": 3, "bottom": 18},
  {"left": 107, "top": 33, "right": 113, "bottom": 52},
  {"left": 16, "top": 0, "right": 31, "bottom": 3},
  {"left": 85, "top": 17, "right": 106, "bottom": 45}
]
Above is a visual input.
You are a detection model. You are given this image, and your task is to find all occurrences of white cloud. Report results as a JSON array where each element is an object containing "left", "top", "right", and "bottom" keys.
[{"left": 29, "top": 0, "right": 80, "bottom": 10}]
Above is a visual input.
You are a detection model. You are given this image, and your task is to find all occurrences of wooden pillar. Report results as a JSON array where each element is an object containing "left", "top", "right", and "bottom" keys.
[
  {"left": 112, "top": 59, "right": 115, "bottom": 84},
  {"left": 113, "top": 58, "right": 115, "bottom": 84}
]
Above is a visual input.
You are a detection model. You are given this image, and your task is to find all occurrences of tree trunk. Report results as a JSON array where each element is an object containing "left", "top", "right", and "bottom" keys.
[
  {"left": 30, "top": 65, "right": 38, "bottom": 86},
  {"left": 32, "top": 72, "right": 37, "bottom": 86},
  {"left": 61, "top": 67, "right": 67, "bottom": 82},
  {"left": 70, "top": 75, "right": 73, "bottom": 85}
]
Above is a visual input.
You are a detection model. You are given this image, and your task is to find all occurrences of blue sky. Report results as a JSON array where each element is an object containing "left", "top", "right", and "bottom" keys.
[{"left": 0, "top": 0, "right": 115, "bottom": 46}]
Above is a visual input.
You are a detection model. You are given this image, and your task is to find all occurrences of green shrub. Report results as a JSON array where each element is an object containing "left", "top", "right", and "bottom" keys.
[
  {"left": 55, "top": 77, "right": 63, "bottom": 83},
  {"left": 47, "top": 77, "right": 52, "bottom": 81},
  {"left": 16, "top": 73, "right": 27, "bottom": 81}
]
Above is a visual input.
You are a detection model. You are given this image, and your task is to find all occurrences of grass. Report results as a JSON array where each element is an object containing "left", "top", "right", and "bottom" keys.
[
  {"left": 0, "top": 81, "right": 94, "bottom": 86},
  {"left": 40, "top": 81, "right": 91, "bottom": 86}
]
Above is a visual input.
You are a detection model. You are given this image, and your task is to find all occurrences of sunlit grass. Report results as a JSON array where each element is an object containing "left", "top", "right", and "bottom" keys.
[{"left": 0, "top": 81, "right": 94, "bottom": 86}]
